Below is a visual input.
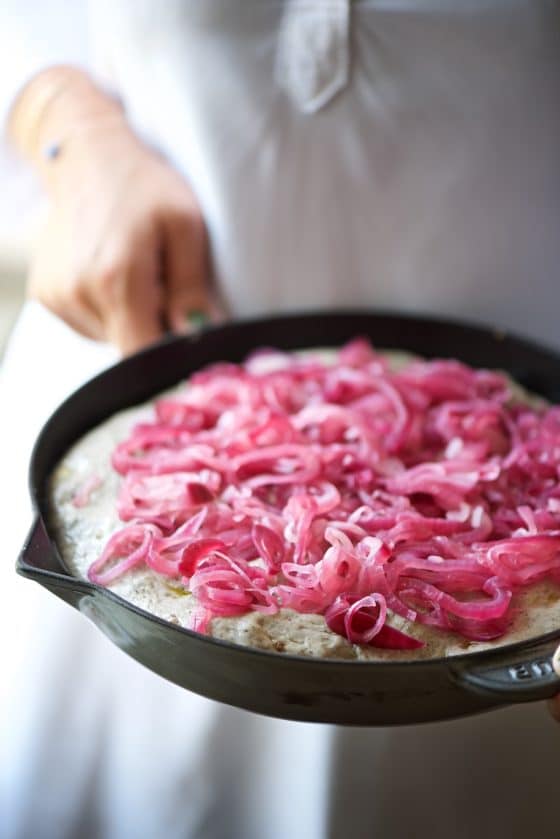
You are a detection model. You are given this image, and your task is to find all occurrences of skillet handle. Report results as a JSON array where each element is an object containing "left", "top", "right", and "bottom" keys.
[
  {"left": 17, "top": 515, "right": 93, "bottom": 613},
  {"left": 17, "top": 515, "right": 71, "bottom": 576},
  {"left": 451, "top": 637, "right": 560, "bottom": 703}
]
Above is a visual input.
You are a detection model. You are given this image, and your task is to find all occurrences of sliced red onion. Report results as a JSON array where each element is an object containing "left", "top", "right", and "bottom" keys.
[
  {"left": 88, "top": 525, "right": 157, "bottom": 585},
  {"left": 178, "top": 538, "right": 228, "bottom": 578},
  {"left": 252, "top": 523, "right": 285, "bottom": 572},
  {"left": 72, "top": 474, "right": 102, "bottom": 508},
  {"left": 325, "top": 593, "right": 422, "bottom": 649},
  {"left": 344, "top": 594, "right": 387, "bottom": 643},
  {"left": 89, "top": 339, "right": 560, "bottom": 649}
]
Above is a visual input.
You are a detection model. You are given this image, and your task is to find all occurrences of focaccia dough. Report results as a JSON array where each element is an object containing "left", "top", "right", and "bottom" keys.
[{"left": 49, "top": 349, "right": 560, "bottom": 660}]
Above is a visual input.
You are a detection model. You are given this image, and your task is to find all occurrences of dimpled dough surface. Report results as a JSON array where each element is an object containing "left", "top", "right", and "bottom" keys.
[{"left": 49, "top": 350, "right": 560, "bottom": 660}]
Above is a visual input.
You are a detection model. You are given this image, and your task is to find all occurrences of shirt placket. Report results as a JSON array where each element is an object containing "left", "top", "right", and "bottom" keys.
[{"left": 275, "top": 0, "right": 351, "bottom": 113}]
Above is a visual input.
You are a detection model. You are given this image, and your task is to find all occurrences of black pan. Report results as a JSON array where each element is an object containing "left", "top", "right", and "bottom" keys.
[{"left": 16, "top": 311, "right": 560, "bottom": 725}]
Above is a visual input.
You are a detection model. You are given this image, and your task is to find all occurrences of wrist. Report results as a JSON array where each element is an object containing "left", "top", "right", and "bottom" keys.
[
  {"left": 43, "top": 113, "right": 143, "bottom": 198},
  {"left": 9, "top": 65, "right": 132, "bottom": 191}
]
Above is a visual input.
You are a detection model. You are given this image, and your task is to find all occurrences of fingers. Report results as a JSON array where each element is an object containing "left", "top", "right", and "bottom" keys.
[
  {"left": 101, "top": 244, "right": 165, "bottom": 355},
  {"left": 28, "top": 181, "right": 218, "bottom": 355},
  {"left": 30, "top": 246, "right": 164, "bottom": 355},
  {"left": 104, "top": 297, "right": 163, "bottom": 355},
  {"left": 28, "top": 224, "right": 105, "bottom": 342},
  {"left": 163, "top": 213, "right": 211, "bottom": 333},
  {"left": 45, "top": 293, "right": 105, "bottom": 342},
  {"left": 30, "top": 274, "right": 105, "bottom": 341}
]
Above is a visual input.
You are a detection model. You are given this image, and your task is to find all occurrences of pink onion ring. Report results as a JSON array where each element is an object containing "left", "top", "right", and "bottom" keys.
[{"left": 88, "top": 339, "right": 560, "bottom": 649}]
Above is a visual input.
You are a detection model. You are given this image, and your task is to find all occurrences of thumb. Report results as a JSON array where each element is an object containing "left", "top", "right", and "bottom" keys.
[{"left": 164, "top": 215, "right": 212, "bottom": 333}]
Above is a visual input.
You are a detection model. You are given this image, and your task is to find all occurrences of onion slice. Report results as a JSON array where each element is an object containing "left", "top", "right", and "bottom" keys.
[{"left": 88, "top": 339, "right": 560, "bottom": 651}]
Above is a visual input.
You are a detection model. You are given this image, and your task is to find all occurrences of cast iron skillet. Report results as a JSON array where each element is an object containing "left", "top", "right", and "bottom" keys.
[{"left": 16, "top": 311, "right": 560, "bottom": 725}]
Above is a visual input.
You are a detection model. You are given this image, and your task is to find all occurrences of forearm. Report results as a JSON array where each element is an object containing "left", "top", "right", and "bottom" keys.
[{"left": 7, "top": 65, "right": 132, "bottom": 196}]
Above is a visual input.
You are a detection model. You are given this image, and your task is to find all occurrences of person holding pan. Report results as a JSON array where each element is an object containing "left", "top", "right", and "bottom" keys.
[{"left": 3, "top": 2, "right": 560, "bottom": 838}]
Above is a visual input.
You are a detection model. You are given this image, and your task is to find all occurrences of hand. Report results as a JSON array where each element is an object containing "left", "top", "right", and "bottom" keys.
[
  {"left": 10, "top": 67, "right": 221, "bottom": 355},
  {"left": 29, "top": 126, "right": 216, "bottom": 354}
]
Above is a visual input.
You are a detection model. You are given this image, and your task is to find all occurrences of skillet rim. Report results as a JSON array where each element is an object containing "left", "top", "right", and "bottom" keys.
[{"left": 22, "top": 308, "right": 560, "bottom": 671}]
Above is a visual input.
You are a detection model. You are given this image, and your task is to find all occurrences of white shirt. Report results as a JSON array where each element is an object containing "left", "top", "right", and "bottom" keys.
[
  {"left": 93, "top": 0, "right": 560, "bottom": 347},
  {"left": 2, "top": 3, "right": 560, "bottom": 837}
]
